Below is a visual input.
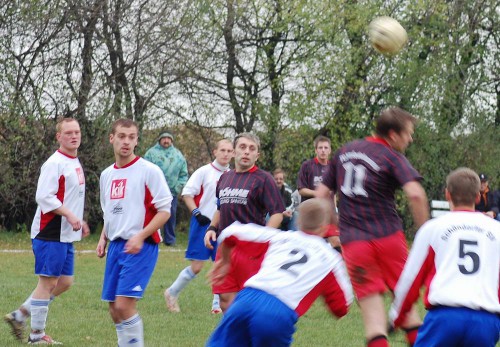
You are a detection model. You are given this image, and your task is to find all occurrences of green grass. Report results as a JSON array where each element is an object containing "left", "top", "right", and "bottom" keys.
[{"left": 1, "top": 231, "right": 416, "bottom": 346}]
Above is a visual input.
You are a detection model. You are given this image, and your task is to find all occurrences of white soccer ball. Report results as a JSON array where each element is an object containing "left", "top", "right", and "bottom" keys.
[{"left": 368, "top": 16, "right": 408, "bottom": 55}]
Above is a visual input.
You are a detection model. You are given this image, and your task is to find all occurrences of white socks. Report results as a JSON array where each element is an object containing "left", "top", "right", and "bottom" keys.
[
  {"left": 121, "top": 314, "right": 143, "bottom": 347},
  {"left": 30, "top": 299, "right": 49, "bottom": 338},
  {"left": 168, "top": 266, "right": 196, "bottom": 297}
]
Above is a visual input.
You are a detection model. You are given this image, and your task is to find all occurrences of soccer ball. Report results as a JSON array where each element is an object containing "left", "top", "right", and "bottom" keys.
[{"left": 368, "top": 16, "right": 408, "bottom": 55}]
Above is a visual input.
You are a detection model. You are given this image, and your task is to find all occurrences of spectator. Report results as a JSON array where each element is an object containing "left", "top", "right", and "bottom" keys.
[
  {"left": 390, "top": 168, "right": 499, "bottom": 346},
  {"left": 144, "top": 131, "right": 188, "bottom": 246},
  {"left": 272, "top": 168, "right": 294, "bottom": 230},
  {"left": 207, "top": 199, "right": 353, "bottom": 347},
  {"left": 476, "top": 173, "right": 499, "bottom": 219}
]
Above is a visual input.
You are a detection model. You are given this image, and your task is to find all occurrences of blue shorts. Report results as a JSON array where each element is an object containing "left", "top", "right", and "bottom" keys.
[
  {"left": 416, "top": 306, "right": 499, "bottom": 347},
  {"left": 32, "top": 239, "right": 74, "bottom": 277},
  {"left": 101, "top": 239, "right": 159, "bottom": 302},
  {"left": 207, "top": 287, "right": 298, "bottom": 347},
  {"left": 185, "top": 216, "right": 217, "bottom": 261}
]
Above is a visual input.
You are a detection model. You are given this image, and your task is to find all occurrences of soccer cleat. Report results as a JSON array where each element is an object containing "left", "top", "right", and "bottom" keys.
[
  {"left": 164, "top": 289, "right": 180, "bottom": 313},
  {"left": 4, "top": 312, "right": 26, "bottom": 340},
  {"left": 27, "top": 334, "right": 63, "bottom": 345},
  {"left": 211, "top": 307, "right": 222, "bottom": 314}
]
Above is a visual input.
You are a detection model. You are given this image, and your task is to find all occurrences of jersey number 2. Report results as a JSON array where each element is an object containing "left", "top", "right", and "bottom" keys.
[
  {"left": 458, "top": 239, "right": 480, "bottom": 275},
  {"left": 280, "top": 249, "right": 308, "bottom": 276}
]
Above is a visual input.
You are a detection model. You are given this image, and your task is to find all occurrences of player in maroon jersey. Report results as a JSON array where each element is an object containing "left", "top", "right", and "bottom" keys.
[
  {"left": 204, "top": 133, "right": 284, "bottom": 312},
  {"left": 317, "top": 107, "right": 429, "bottom": 347}
]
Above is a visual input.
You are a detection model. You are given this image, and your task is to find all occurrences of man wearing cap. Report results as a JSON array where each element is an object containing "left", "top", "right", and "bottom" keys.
[
  {"left": 476, "top": 173, "right": 499, "bottom": 219},
  {"left": 145, "top": 131, "right": 188, "bottom": 245}
]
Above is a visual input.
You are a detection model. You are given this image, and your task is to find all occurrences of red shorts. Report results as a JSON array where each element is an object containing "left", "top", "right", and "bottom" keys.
[
  {"left": 212, "top": 241, "right": 268, "bottom": 294},
  {"left": 342, "top": 231, "right": 408, "bottom": 300}
]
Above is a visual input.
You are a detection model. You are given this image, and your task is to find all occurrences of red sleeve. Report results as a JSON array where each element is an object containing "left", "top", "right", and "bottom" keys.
[{"left": 321, "top": 272, "right": 350, "bottom": 318}]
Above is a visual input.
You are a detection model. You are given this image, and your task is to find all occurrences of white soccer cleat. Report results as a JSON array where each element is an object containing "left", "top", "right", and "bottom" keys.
[
  {"left": 27, "top": 334, "right": 63, "bottom": 345},
  {"left": 164, "top": 289, "right": 180, "bottom": 313}
]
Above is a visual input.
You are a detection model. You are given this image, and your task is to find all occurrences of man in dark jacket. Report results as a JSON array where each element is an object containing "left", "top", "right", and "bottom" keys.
[{"left": 476, "top": 173, "right": 499, "bottom": 219}]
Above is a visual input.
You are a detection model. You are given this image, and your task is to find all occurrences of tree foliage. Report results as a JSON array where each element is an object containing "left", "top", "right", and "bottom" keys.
[{"left": 0, "top": 0, "right": 498, "bottom": 231}]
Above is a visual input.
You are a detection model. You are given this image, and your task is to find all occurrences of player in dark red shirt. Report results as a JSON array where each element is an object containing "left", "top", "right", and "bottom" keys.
[
  {"left": 204, "top": 133, "right": 284, "bottom": 312},
  {"left": 297, "top": 135, "right": 331, "bottom": 201},
  {"left": 317, "top": 107, "right": 429, "bottom": 347}
]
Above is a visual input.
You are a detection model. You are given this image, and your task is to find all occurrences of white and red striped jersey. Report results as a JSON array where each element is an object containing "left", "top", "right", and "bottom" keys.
[
  {"left": 100, "top": 157, "right": 173, "bottom": 242},
  {"left": 181, "top": 160, "right": 229, "bottom": 219},
  {"left": 390, "top": 211, "right": 500, "bottom": 327},
  {"left": 31, "top": 150, "right": 86, "bottom": 243},
  {"left": 219, "top": 222, "right": 354, "bottom": 317}
]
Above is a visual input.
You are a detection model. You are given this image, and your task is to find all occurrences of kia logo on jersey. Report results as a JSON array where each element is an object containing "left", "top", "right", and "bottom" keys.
[{"left": 111, "top": 179, "right": 127, "bottom": 199}]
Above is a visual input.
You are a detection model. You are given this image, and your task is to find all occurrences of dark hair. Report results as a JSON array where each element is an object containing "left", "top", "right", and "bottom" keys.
[
  {"left": 111, "top": 118, "right": 138, "bottom": 134},
  {"left": 446, "top": 168, "right": 480, "bottom": 206},
  {"left": 375, "top": 107, "right": 417, "bottom": 137},
  {"left": 313, "top": 135, "right": 331, "bottom": 148}
]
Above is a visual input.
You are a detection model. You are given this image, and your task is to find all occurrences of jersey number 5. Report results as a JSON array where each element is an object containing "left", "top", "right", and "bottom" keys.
[{"left": 458, "top": 239, "right": 480, "bottom": 275}]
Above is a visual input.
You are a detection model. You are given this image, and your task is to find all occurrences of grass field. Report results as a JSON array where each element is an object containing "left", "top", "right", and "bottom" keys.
[{"left": 0, "top": 231, "right": 417, "bottom": 346}]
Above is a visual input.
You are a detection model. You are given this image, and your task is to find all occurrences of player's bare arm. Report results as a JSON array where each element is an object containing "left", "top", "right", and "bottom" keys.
[
  {"left": 96, "top": 228, "right": 108, "bottom": 258},
  {"left": 52, "top": 205, "right": 81, "bottom": 231},
  {"left": 204, "top": 210, "right": 220, "bottom": 249},
  {"left": 402, "top": 181, "right": 429, "bottom": 229},
  {"left": 183, "top": 195, "right": 197, "bottom": 212},
  {"left": 266, "top": 213, "right": 283, "bottom": 229},
  {"left": 208, "top": 241, "right": 233, "bottom": 286},
  {"left": 125, "top": 211, "right": 170, "bottom": 254},
  {"left": 299, "top": 187, "right": 316, "bottom": 198},
  {"left": 82, "top": 221, "right": 90, "bottom": 238}
]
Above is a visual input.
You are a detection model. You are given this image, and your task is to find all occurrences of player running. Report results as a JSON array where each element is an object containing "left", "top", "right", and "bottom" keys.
[{"left": 164, "top": 139, "right": 234, "bottom": 314}]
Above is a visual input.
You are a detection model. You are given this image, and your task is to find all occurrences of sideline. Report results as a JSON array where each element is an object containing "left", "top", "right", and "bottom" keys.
[{"left": 0, "top": 248, "right": 184, "bottom": 254}]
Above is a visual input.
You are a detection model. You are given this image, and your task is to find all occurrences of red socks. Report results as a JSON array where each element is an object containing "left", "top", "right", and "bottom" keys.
[{"left": 367, "top": 335, "right": 389, "bottom": 347}]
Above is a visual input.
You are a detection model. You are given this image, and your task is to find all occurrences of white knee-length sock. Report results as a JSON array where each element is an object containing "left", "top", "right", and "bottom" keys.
[
  {"left": 169, "top": 266, "right": 196, "bottom": 297},
  {"left": 122, "top": 314, "right": 143, "bottom": 347},
  {"left": 30, "top": 299, "right": 49, "bottom": 338}
]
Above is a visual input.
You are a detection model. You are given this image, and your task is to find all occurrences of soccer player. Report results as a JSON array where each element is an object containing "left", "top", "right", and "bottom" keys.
[
  {"left": 4, "top": 118, "right": 90, "bottom": 344},
  {"left": 164, "top": 139, "right": 234, "bottom": 314},
  {"left": 297, "top": 135, "right": 340, "bottom": 248},
  {"left": 96, "top": 119, "right": 172, "bottom": 347},
  {"left": 297, "top": 135, "right": 331, "bottom": 202},
  {"left": 390, "top": 168, "right": 500, "bottom": 347},
  {"left": 317, "top": 107, "right": 429, "bottom": 347},
  {"left": 204, "top": 133, "right": 284, "bottom": 312},
  {"left": 206, "top": 199, "right": 354, "bottom": 347}
]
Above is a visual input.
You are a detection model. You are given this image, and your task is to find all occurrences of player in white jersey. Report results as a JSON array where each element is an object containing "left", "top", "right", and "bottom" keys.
[
  {"left": 4, "top": 118, "right": 90, "bottom": 345},
  {"left": 96, "top": 119, "right": 172, "bottom": 347},
  {"left": 164, "top": 139, "right": 233, "bottom": 314},
  {"left": 390, "top": 168, "right": 500, "bottom": 347},
  {"left": 207, "top": 199, "right": 354, "bottom": 347}
]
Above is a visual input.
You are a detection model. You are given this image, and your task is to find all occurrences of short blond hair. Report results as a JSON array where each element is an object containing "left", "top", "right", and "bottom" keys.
[
  {"left": 297, "top": 199, "right": 331, "bottom": 233},
  {"left": 56, "top": 117, "right": 79, "bottom": 133},
  {"left": 446, "top": 168, "right": 480, "bottom": 206}
]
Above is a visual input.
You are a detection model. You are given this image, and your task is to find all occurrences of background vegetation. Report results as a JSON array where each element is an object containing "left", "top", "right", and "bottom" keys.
[{"left": 0, "top": 0, "right": 498, "bottom": 233}]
